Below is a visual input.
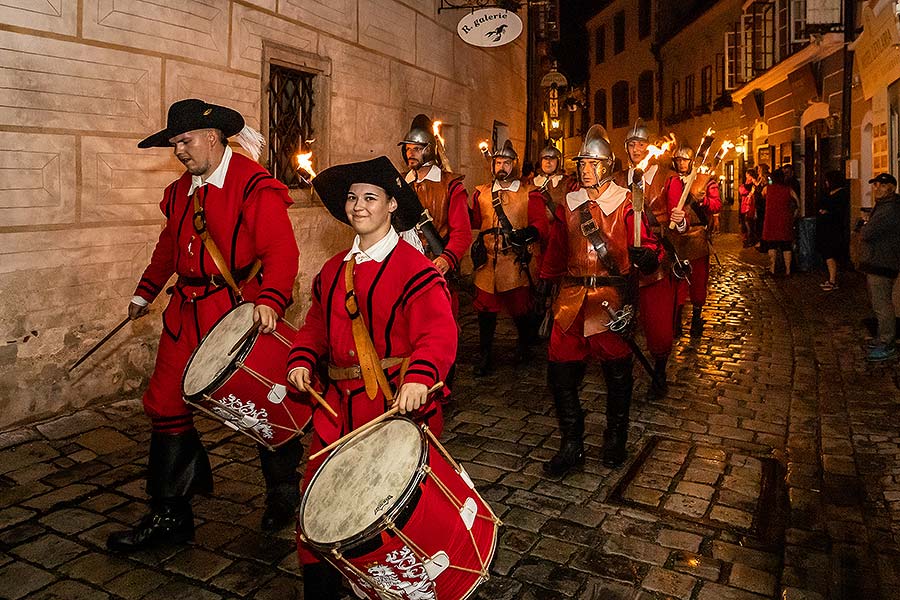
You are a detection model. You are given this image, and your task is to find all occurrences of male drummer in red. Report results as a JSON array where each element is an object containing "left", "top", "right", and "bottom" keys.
[
  {"left": 613, "top": 122, "right": 679, "bottom": 400},
  {"left": 287, "top": 156, "right": 457, "bottom": 599},
  {"left": 470, "top": 140, "right": 549, "bottom": 374},
  {"left": 106, "top": 99, "right": 300, "bottom": 552},
  {"left": 662, "top": 143, "right": 722, "bottom": 337},
  {"left": 540, "top": 125, "right": 662, "bottom": 476}
]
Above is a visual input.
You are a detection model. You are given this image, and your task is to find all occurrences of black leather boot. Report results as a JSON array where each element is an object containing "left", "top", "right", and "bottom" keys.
[
  {"left": 690, "top": 306, "right": 705, "bottom": 337},
  {"left": 474, "top": 312, "right": 497, "bottom": 377},
  {"left": 303, "top": 562, "right": 344, "bottom": 600},
  {"left": 646, "top": 354, "right": 669, "bottom": 401},
  {"left": 543, "top": 361, "right": 587, "bottom": 477},
  {"left": 513, "top": 315, "right": 535, "bottom": 365},
  {"left": 258, "top": 437, "right": 302, "bottom": 533},
  {"left": 601, "top": 357, "right": 634, "bottom": 469},
  {"left": 107, "top": 429, "right": 211, "bottom": 552}
]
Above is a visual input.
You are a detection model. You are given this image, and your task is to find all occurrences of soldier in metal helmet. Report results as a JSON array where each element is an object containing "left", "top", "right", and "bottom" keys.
[
  {"left": 539, "top": 125, "right": 663, "bottom": 475},
  {"left": 470, "top": 139, "right": 549, "bottom": 375},
  {"left": 531, "top": 142, "right": 576, "bottom": 223},
  {"left": 662, "top": 141, "right": 722, "bottom": 337},
  {"left": 613, "top": 122, "right": 680, "bottom": 401}
]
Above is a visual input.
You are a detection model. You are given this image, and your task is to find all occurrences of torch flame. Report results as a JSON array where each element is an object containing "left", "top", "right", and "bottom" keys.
[
  {"left": 432, "top": 120, "right": 445, "bottom": 147},
  {"left": 478, "top": 141, "right": 489, "bottom": 152},
  {"left": 704, "top": 127, "right": 715, "bottom": 137},
  {"left": 635, "top": 133, "right": 676, "bottom": 171},
  {"left": 296, "top": 151, "right": 316, "bottom": 179}
]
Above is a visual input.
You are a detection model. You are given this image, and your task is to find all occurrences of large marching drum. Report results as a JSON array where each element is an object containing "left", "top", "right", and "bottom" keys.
[
  {"left": 182, "top": 303, "right": 311, "bottom": 449},
  {"left": 299, "top": 417, "right": 500, "bottom": 600}
]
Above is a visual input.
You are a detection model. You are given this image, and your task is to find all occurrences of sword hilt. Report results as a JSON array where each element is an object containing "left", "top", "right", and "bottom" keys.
[{"left": 601, "top": 300, "right": 634, "bottom": 333}]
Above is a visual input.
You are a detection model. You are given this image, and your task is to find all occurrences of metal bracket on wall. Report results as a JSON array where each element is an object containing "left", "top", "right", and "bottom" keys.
[{"left": 438, "top": 0, "right": 523, "bottom": 13}]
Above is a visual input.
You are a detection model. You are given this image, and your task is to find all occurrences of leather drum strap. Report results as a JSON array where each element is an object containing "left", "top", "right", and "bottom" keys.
[
  {"left": 192, "top": 190, "right": 261, "bottom": 300},
  {"left": 343, "top": 259, "right": 395, "bottom": 401}
]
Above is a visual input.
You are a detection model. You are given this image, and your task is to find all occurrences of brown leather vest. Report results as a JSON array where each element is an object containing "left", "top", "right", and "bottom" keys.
[
  {"left": 473, "top": 182, "right": 539, "bottom": 294},
  {"left": 554, "top": 190, "right": 632, "bottom": 337},
  {"left": 666, "top": 176, "right": 710, "bottom": 261},
  {"left": 410, "top": 172, "right": 464, "bottom": 250}
]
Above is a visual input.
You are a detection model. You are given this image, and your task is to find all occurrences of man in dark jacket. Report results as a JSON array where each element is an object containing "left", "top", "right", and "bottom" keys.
[{"left": 859, "top": 172, "right": 900, "bottom": 362}]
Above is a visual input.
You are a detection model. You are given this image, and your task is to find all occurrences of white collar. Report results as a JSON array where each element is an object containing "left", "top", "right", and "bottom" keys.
[
  {"left": 533, "top": 174, "right": 563, "bottom": 188},
  {"left": 406, "top": 165, "right": 442, "bottom": 184},
  {"left": 566, "top": 182, "right": 629, "bottom": 216},
  {"left": 492, "top": 179, "right": 521, "bottom": 193},
  {"left": 188, "top": 145, "right": 232, "bottom": 196},
  {"left": 343, "top": 227, "right": 400, "bottom": 264},
  {"left": 628, "top": 163, "right": 658, "bottom": 186}
]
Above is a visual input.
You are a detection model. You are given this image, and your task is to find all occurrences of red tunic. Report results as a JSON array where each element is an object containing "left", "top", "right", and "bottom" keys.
[
  {"left": 762, "top": 183, "right": 795, "bottom": 242},
  {"left": 135, "top": 153, "right": 299, "bottom": 433}
]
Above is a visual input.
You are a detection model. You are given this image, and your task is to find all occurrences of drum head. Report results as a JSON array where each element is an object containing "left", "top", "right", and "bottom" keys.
[
  {"left": 182, "top": 303, "right": 255, "bottom": 398},
  {"left": 301, "top": 418, "right": 426, "bottom": 547}
]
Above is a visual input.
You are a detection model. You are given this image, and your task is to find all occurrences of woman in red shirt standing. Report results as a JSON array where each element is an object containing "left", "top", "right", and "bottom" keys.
[{"left": 762, "top": 168, "right": 799, "bottom": 275}]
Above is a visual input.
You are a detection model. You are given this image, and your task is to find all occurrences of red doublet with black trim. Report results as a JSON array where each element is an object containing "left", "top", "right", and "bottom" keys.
[
  {"left": 287, "top": 239, "right": 457, "bottom": 450},
  {"left": 135, "top": 153, "right": 299, "bottom": 433}
]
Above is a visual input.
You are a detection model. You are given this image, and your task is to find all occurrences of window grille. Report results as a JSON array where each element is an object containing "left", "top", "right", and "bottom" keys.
[{"left": 268, "top": 63, "right": 315, "bottom": 189}]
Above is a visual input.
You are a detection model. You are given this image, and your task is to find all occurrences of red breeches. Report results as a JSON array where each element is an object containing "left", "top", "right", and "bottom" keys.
[
  {"left": 548, "top": 306, "right": 631, "bottom": 362},
  {"left": 687, "top": 256, "right": 710, "bottom": 307},
  {"left": 638, "top": 276, "right": 676, "bottom": 358},
  {"left": 143, "top": 327, "right": 199, "bottom": 435},
  {"left": 474, "top": 286, "right": 532, "bottom": 317}
]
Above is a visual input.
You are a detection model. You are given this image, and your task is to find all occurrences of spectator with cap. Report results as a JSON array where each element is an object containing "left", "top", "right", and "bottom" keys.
[{"left": 858, "top": 172, "right": 900, "bottom": 362}]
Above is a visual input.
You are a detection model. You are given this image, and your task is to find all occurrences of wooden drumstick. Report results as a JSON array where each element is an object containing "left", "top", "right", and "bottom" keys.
[
  {"left": 309, "top": 381, "right": 444, "bottom": 461},
  {"left": 307, "top": 386, "right": 338, "bottom": 419}
]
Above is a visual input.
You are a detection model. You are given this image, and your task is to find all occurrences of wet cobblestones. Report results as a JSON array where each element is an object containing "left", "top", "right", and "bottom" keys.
[{"left": 1, "top": 234, "right": 899, "bottom": 599}]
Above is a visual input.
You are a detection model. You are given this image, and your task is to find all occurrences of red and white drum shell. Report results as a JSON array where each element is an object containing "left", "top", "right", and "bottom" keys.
[
  {"left": 182, "top": 303, "right": 311, "bottom": 449},
  {"left": 299, "top": 418, "right": 500, "bottom": 600}
]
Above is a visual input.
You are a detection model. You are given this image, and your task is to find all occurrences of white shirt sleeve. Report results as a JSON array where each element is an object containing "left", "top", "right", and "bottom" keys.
[{"left": 131, "top": 296, "right": 149, "bottom": 307}]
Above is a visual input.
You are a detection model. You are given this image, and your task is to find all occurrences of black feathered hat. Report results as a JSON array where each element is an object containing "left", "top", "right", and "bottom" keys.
[
  {"left": 139, "top": 99, "right": 245, "bottom": 149},
  {"left": 312, "top": 156, "right": 422, "bottom": 231}
]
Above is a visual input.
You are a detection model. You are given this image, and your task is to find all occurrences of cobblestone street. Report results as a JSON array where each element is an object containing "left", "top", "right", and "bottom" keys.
[{"left": 1, "top": 234, "right": 899, "bottom": 600}]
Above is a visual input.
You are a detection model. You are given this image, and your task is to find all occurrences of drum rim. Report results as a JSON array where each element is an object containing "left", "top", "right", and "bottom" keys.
[
  {"left": 181, "top": 302, "right": 257, "bottom": 400},
  {"left": 299, "top": 417, "right": 429, "bottom": 552}
]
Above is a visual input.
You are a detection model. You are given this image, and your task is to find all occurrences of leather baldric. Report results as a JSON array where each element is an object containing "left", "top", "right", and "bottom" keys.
[
  {"left": 342, "top": 260, "right": 408, "bottom": 401},
  {"left": 191, "top": 190, "right": 261, "bottom": 299},
  {"left": 491, "top": 187, "right": 517, "bottom": 240},
  {"left": 578, "top": 203, "right": 620, "bottom": 276}
]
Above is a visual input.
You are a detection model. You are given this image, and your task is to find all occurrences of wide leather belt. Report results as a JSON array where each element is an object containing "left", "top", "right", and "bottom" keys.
[
  {"left": 328, "top": 357, "right": 405, "bottom": 381},
  {"left": 177, "top": 263, "right": 257, "bottom": 288},
  {"left": 564, "top": 275, "right": 628, "bottom": 288}
]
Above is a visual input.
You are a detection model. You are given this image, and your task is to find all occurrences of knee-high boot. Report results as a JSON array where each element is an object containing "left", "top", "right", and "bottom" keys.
[
  {"left": 646, "top": 353, "right": 669, "bottom": 401},
  {"left": 303, "top": 562, "right": 344, "bottom": 600},
  {"left": 543, "top": 361, "right": 587, "bottom": 477},
  {"left": 601, "top": 357, "right": 634, "bottom": 468},
  {"left": 474, "top": 312, "right": 497, "bottom": 377},
  {"left": 107, "top": 429, "right": 212, "bottom": 552},
  {"left": 513, "top": 315, "right": 535, "bottom": 364},
  {"left": 258, "top": 436, "right": 302, "bottom": 532}
]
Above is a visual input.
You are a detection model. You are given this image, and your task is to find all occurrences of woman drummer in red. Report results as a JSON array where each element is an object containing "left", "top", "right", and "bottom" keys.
[{"left": 287, "top": 156, "right": 458, "bottom": 599}]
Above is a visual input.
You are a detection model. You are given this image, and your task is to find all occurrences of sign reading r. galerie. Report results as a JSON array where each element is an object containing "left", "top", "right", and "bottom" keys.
[{"left": 457, "top": 9, "right": 523, "bottom": 48}]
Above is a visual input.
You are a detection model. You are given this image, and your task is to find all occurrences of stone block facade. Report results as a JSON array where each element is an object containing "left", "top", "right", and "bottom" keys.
[{"left": 0, "top": 0, "right": 528, "bottom": 428}]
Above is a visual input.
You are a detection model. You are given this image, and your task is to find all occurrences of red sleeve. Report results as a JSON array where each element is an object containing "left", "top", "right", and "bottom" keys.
[
  {"left": 470, "top": 187, "right": 483, "bottom": 229},
  {"left": 540, "top": 204, "right": 569, "bottom": 280},
  {"left": 243, "top": 187, "right": 300, "bottom": 316},
  {"left": 527, "top": 189, "right": 550, "bottom": 242},
  {"left": 287, "top": 271, "right": 329, "bottom": 378},
  {"left": 663, "top": 175, "right": 683, "bottom": 214},
  {"left": 401, "top": 274, "right": 457, "bottom": 388},
  {"left": 441, "top": 178, "right": 472, "bottom": 271},
  {"left": 704, "top": 180, "right": 722, "bottom": 214},
  {"left": 134, "top": 185, "right": 177, "bottom": 302}
]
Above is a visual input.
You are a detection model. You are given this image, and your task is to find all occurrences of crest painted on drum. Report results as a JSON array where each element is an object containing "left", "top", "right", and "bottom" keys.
[
  {"left": 211, "top": 393, "right": 274, "bottom": 440},
  {"left": 355, "top": 545, "right": 438, "bottom": 599}
]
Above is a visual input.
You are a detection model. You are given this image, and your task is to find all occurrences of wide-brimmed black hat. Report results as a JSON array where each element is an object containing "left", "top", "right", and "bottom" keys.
[
  {"left": 312, "top": 156, "right": 422, "bottom": 231},
  {"left": 138, "top": 99, "right": 244, "bottom": 148}
]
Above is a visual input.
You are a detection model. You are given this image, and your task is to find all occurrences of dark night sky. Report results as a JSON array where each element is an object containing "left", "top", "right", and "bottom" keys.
[{"left": 553, "top": 0, "right": 610, "bottom": 86}]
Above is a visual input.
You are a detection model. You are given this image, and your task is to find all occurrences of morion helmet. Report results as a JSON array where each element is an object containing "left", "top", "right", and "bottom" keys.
[
  {"left": 492, "top": 139, "right": 519, "bottom": 179},
  {"left": 575, "top": 124, "right": 615, "bottom": 187},
  {"left": 398, "top": 114, "right": 438, "bottom": 167},
  {"left": 672, "top": 142, "right": 695, "bottom": 172},
  {"left": 625, "top": 121, "right": 652, "bottom": 145},
  {"left": 539, "top": 143, "right": 562, "bottom": 161}
]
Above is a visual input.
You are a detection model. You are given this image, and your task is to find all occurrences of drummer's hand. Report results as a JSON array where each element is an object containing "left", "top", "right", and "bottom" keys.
[
  {"left": 394, "top": 382, "right": 429, "bottom": 414},
  {"left": 670, "top": 207, "right": 686, "bottom": 226},
  {"left": 128, "top": 301, "right": 150, "bottom": 321},
  {"left": 433, "top": 256, "right": 450, "bottom": 275},
  {"left": 288, "top": 367, "right": 311, "bottom": 393},
  {"left": 254, "top": 304, "right": 277, "bottom": 334}
]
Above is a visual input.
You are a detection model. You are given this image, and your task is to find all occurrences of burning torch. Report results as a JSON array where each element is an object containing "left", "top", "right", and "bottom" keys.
[
  {"left": 433, "top": 121, "right": 453, "bottom": 172},
  {"left": 631, "top": 135, "right": 675, "bottom": 246},
  {"left": 294, "top": 138, "right": 316, "bottom": 187},
  {"left": 670, "top": 128, "right": 716, "bottom": 229}
]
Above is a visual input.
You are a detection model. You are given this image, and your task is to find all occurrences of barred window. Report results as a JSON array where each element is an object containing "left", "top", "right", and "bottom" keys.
[{"left": 268, "top": 64, "right": 315, "bottom": 189}]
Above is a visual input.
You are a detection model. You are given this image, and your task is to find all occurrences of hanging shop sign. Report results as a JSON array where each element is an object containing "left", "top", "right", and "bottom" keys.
[{"left": 457, "top": 9, "right": 523, "bottom": 48}]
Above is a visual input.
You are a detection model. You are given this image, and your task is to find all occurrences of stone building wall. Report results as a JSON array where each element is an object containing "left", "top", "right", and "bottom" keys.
[{"left": 0, "top": 0, "right": 527, "bottom": 428}]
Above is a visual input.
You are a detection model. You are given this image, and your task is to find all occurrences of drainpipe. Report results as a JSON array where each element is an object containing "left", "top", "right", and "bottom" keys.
[{"left": 840, "top": 0, "right": 856, "bottom": 172}]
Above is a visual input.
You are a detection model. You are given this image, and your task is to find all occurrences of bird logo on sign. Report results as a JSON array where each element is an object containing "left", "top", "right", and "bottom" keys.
[{"left": 485, "top": 24, "right": 508, "bottom": 42}]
